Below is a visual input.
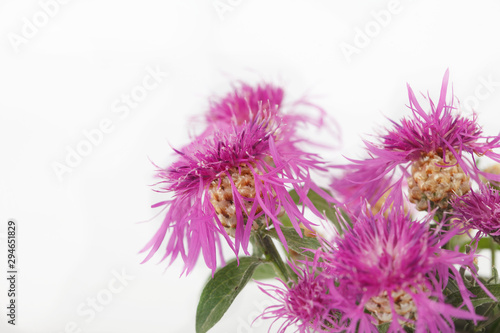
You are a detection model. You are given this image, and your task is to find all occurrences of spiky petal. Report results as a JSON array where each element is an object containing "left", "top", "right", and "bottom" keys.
[
  {"left": 258, "top": 259, "right": 348, "bottom": 333},
  {"left": 207, "top": 82, "right": 284, "bottom": 124},
  {"left": 334, "top": 70, "right": 500, "bottom": 209},
  {"left": 452, "top": 183, "right": 500, "bottom": 241},
  {"left": 142, "top": 112, "right": 331, "bottom": 274},
  {"left": 315, "top": 203, "right": 492, "bottom": 333},
  {"left": 205, "top": 82, "right": 337, "bottom": 146}
]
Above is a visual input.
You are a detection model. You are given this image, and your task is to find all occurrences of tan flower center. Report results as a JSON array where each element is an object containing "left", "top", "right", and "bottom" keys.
[
  {"left": 365, "top": 288, "right": 419, "bottom": 325},
  {"left": 209, "top": 164, "right": 262, "bottom": 236},
  {"left": 408, "top": 150, "right": 470, "bottom": 210}
]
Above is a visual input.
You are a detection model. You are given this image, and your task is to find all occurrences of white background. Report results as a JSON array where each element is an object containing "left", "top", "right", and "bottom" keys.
[{"left": 1, "top": 0, "right": 500, "bottom": 332}]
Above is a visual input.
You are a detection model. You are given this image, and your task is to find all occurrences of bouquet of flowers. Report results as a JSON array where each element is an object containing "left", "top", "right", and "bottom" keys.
[{"left": 142, "top": 70, "right": 500, "bottom": 333}]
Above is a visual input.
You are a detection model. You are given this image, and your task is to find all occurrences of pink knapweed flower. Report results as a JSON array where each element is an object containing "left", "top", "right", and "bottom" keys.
[
  {"left": 258, "top": 259, "right": 347, "bottom": 333},
  {"left": 204, "top": 82, "right": 335, "bottom": 145},
  {"left": 317, "top": 203, "right": 491, "bottom": 333},
  {"left": 452, "top": 183, "right": 500, "bottom": 241},
  {"left": 336, "top": 70, "right": 500, "bottom": 211},
  {"left": 141, "top": 111, "right": 331, "bottom": 274},
  {"left": 207, "top": 82, "right": 285, "bottom": 124}
]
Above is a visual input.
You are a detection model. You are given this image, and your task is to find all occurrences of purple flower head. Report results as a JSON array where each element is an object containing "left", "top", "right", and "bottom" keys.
[
  {"left": 141, "top": 112, "right": 332, "bottom": 274},
  {"left": 452, "top": 183, "right": 500, "bottom": 241},
  {"left": 316, "top": 203, "right": 492, "bottom": 333},
  {"left": 204, "top": 82, "right": 338, "bottom": 146},
  {"left": 258, "top": 260, "right": 346, "bottom": 333},
  {"left": 207, "top": 82, "right": 284, "bottom": 125},
  {"left": 336, "top": 70, "right": 500, "bottom": 211}
]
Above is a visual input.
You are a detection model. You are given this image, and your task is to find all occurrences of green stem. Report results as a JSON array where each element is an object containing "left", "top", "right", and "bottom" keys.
[
  {"left": 473, "top": 304, "right": 500, "bottom": 332},
  {"left": 255, "top": 231, "right": 290, "bottom": 283},
  {"left": 491, "top": 237, "right": 497, "bottom": 271}
]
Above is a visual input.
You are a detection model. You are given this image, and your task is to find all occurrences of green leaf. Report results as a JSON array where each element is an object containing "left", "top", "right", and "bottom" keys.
[
  {"left": 196, "top": 257, "right": 264, "bottom": 333},
  {"left": 252, "top": 262, "right": 277, "bottom": 280},
  {"left": 377, "top": 323, "right": 390, "bottom": 333},
  {"left": 278, "top": 212, "right": 294, "bottom": 228},
  {"left": 288, "top": 188, "right": 346, "bottom": 232},
  {"left": 263, "top": 226, "right": 320, "bottom": 258},
  {"left": 446, "top": 284, "right": 500, "bottom": 308},
  {"left": 483, "top": 310, "right": 500, "bottom": 332},
  {"left": 477, "top": 237, "right": 499, "bottom": 251},
  {"left": 377, "top": 323, "right": 414, "bottom": 332}
]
